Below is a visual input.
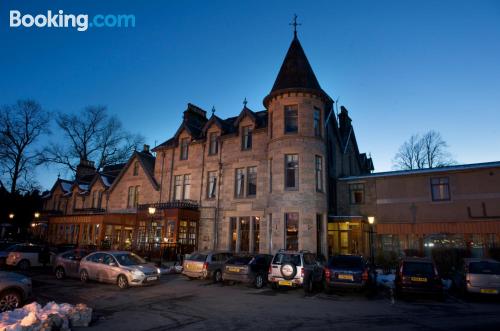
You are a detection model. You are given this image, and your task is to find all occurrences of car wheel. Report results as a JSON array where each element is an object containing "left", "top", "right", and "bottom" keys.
[
  {"left": 18, "top": 260, "right": 30, "bottom": 271},
  {"left": 0, "top": 290, "right": 22, "bottom": 312},
  {"left": 255, "top": 274, "right": 265, "bottom": 289},
  {"left": 117, "top": 275, "right": 129, "bottom": 289},
  {"left": 80, "top": 269, "right": 89, "bottom": 283},
  {"left": 304, "top": 275, "right": 314, "bottom": 294},
  {"left": 55, "top": 267, "right": 65, "bottom": 280},
  {"left": 213, "top": 270, "right": 222, "bottom": 283}
]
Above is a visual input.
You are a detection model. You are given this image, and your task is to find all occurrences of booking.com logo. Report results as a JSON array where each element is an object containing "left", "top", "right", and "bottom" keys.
[{"left": 9, "top": 10, "right": 135, "bottom": 32}]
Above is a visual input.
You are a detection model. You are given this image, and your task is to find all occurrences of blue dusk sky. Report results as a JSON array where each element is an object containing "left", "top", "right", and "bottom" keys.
[{"left": 1, "top": 0, "right": 499, "bottom": 191}]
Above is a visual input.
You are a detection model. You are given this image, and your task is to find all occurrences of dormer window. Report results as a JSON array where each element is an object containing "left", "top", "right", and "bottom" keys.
[
  {"left": 285, "top": 105, "right": 298, "bottom": 133},
  {"left": 241, "top": 126, "right": 252, "bottom": 150},
  {"left": 133, "top": 161, "right": 139, "bottom": 176},
  {"left": 209, "top": 132, "right": 218, "bottom": 155},
  {"left": 180, "top": 138, "right": 189, "bottom": 160}
]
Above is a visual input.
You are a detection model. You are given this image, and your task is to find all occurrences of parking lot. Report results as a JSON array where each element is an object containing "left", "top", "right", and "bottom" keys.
[{"left": 23, "top": 268, "right": 500, "bottom": 331}]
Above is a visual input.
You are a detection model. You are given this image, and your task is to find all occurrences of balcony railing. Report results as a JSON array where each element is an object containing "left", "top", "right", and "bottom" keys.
[{"left": 137, "top": 200, "right": 199, "bottom": 211}]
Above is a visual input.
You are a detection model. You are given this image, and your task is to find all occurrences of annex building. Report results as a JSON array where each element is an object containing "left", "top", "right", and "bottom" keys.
[{"left": 41, "top": 31, "right": 500, "bottom": 260}]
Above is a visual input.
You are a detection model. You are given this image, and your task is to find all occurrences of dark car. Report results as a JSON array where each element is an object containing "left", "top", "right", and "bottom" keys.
[
  {"left": 53, "top": 248, "right": 94, "bottom": 279},
  {"left": 222, "top": 254, "right": 273, "bottom": 288},
  {"left": 395, "top": 258, "right": 443, "bottom": 298},
  {"left": 323, "top": 255, "right": 375, "bottom": 293}
]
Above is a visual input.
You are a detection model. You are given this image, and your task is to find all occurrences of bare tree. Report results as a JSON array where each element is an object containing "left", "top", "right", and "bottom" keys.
[
  {"left": 0, "top": 100, "right": 50, "bottom": 193},
  {"left": 421, "top": 130, "right": 455, "bottom": 168},
  {"left": 393, "top": 130, "right": 455, "bottom": 170},
  {"left": 393, "top": 134, "right": 426, "bottom": 170},
  {"left": 42, "top": 106, "right": 144, "bottom": 173}
]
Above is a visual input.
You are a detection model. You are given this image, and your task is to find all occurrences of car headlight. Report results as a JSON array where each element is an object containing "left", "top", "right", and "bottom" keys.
[
  {"left": 130, "top": 269, "right": 145, "bottom": 278},
  {"left": 157, "top": 268, "right": 161, "bottom": 275}
]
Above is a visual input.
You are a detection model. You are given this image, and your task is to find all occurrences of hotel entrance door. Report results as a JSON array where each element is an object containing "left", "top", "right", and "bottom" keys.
[{"left": 327, "top": 220, "right": 367, "bottom": 257}]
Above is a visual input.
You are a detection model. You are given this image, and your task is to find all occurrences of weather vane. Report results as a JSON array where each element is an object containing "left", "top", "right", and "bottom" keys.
[
  {"left": 243, "top": 97, "right": 248, "bottom": 108},
  {"left": 289, "top": 14, "right": 301, "bottom": 37},
  {"left": 211, "top": 106, "right": 216, "bottom": 115}
]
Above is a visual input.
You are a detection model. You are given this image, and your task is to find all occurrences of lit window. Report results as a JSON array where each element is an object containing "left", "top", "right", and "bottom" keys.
[
  {"left": 431, "top": 177, "right": 450, "bottom": 201},
  {"left": 285, "top": 213, "right": 299, "bottom": 251},
  {"left": 349, "top": 184, "right": 364, "bottom": 204}
]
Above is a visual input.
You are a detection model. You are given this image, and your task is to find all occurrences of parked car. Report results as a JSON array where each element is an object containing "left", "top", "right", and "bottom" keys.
[
  {"left": 459, "top": 258, "right": 500, "bottom": 296},
  {"left": 79, "top": 251, "right": 161, "bottom": 289},
  {"left": 182, "top": 251, "right": 233, "bottom": 282},
  {"left": 0, "top": 271, "right": 32, "bottom": 312},
  {"left": 222, "top": 254, "right": 273, "bottom": 288},
  {"left": 268, "top": 250, "right": 324, "bottom": 293},
  {"left": 395, "top": 257, "right": 443, "bottom": 298},
  {"left": 5, "top": 244, "right": 50, "bottom": 270},
  {"left": 323, "top": 255, "right": 376, "bottom": 293},
  {"left": 0, "top": 243, "right": 20, "bottom": 267},
  {"left": 53, "top": 248, "right": 94, "bottom": 280}
]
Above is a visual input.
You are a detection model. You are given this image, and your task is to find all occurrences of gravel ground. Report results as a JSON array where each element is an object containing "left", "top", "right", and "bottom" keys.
[{"left": 27, "top": 270, "right": 500, "bottom": 331}]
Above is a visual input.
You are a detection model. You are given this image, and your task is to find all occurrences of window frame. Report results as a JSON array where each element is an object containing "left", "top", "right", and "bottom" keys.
[
  {"left": 180, "top": 138, "right": 189, "bottom": 160},
  {"left": 241, "top": 126, "right": 253, "bottom": 150},
  {"left": 284, "top": 105, "right": 299, "bottom": 134},
  {"left": 430, "top": 177, "right": 451, "bottom": 201},
  {"left": 206, "top": 171, "right": 217, "bottom": 199},
  {"left": 235, "top": 168, "right": 245, "bottom": 198},
  {"left": 208, "top": 132, "right": 219, "bottom": 155},
  {"left": 284, "top": 154, "right": 299, "bottom": 190},
  {"left": 285, "top": 212, "right": 299, "bottom": 251},
  {"left": 315, "top": 155, "right": 323, "bottom": 192},
  {"left": 349, "top": 183, "right": 365, "bottom": 205},
  {"left": 313, "top": 107, "right": 321, "bottom": 137}
]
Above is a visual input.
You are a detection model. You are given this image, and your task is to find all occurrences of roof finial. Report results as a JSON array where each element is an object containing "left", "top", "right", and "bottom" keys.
[
  {"left": 243, "top": 97, "right": 248, "bottom": 108},
  {"left": 289, "top": 14, "right": 301, "bottom": 38},
  {"left": 57, "top": 172, "right": 60, "bottom": 179},
  {"left": 211, "top": 106, "right": 216, "bottom": 116}
]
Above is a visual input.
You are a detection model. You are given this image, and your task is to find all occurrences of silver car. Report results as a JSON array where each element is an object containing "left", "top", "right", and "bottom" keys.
[
  {"left": 0, "top": 271, "right": 32, "bottom": 312},
  {"left": 79, "top": 251, "right": 161, "bottom": 289},
  {"left": 182, "top": 251, "right": 233, "bottom": 282},
  {"left": 53, "top": 249, "right": 94, "bottom": 280},
  {"left": 463, "top": 258, "right": 500, "bottom": 295}
]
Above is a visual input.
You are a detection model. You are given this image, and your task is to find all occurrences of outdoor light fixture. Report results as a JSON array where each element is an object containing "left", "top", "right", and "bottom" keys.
[
  {"left": 31, "top": 223, "right": 36, "bottom": 228},
  {"left": 34, "top": 212, "right": 40, "bottom": 218},
  {"left": 148, "top": 207, "right": 156, "bottom": 215},
  {"left": 368, "top": 216, "right": 375, "bottom": 224},
  {"left": 8, "top": 213, "right": 14, "bottom": 219}
]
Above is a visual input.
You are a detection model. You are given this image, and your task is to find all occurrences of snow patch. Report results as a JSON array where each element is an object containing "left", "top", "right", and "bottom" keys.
[{"left": 0, "top": 302, "right": 92, "bottom": 331}]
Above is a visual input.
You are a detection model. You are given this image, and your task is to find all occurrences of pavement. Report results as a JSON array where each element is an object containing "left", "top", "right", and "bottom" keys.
[{"left": 23, "top": 269, "right": 500, "bottom": 331}]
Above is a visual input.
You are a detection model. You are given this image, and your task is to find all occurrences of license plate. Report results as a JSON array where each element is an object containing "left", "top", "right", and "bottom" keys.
[
  {"left": 411, "top": 277, "right": 427, "bottom": 282},
  {"left": 278, "top": 280, "right": 293, "bottom": 286},
  {"left": 147, "top": 276, "right": 158, "bottom": 281},
  {"left": 338, "top": 274, "right": 353, "bottom": 281},
  {"left": 228, "top": 267, "right": 240, "bottom": 272},
  {"left": 480, "top": 289, "right": 498, "bottom": 294}
]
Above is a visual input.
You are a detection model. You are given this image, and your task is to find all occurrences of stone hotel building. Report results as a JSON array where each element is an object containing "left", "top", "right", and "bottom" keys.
[{"left": 42, "top": 32, "right": 500, "bottom": 259}]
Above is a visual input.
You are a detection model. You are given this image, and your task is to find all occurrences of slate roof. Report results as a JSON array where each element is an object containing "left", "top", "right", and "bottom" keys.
[{"left": 270, "top": 35, "right": 322, "bottom": 93}]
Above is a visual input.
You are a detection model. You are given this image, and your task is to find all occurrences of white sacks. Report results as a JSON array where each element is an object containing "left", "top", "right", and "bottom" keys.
[{"left": 0, "top": 301, "right": 92, "bottom": 331}]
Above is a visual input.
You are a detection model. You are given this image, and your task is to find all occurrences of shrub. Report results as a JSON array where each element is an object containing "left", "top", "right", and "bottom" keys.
[{"left": 431, "top": 248, "right": 469, "bottom": 278}]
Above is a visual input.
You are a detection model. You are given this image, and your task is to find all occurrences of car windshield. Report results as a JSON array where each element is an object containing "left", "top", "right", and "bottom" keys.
[
  {"left": 403, "top": 262, "right": 434, "bottom": 276},
  {"left": 329, "top": 256, "right": 363, "bottom": 269},
  {"left": 188, "top": 253, "right": 207, "bottom": 262},
  {"left": 113, "top": 253, "right": 146, "bottom": 266},
  {"left": 469, "top": 262, "right": 500, "bottom": 275},
  {"left": 227, "top": 256, "right": 254, "bottom": 265},
  {"left": 272, "top": 253, "right": 301, "bottom": 266}
]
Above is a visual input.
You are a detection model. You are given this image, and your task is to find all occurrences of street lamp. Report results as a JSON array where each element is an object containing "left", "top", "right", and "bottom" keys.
[
  {"left": 367, "top": 216, "right": 375, "bottom": 265},
  {"left": 34, "top": 212, "right": 40, "bottom": 219},
  {"left": 8, "top": 213, "right": 14, "bottom": 220}
]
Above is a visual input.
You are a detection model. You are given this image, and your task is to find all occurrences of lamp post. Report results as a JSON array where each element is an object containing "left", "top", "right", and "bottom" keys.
[
  {"left": 148, "top": 207, "right": 157, "bottom": 264},
  {"left": 367, "top": 216, "right": 375, "bottom": 265}
]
